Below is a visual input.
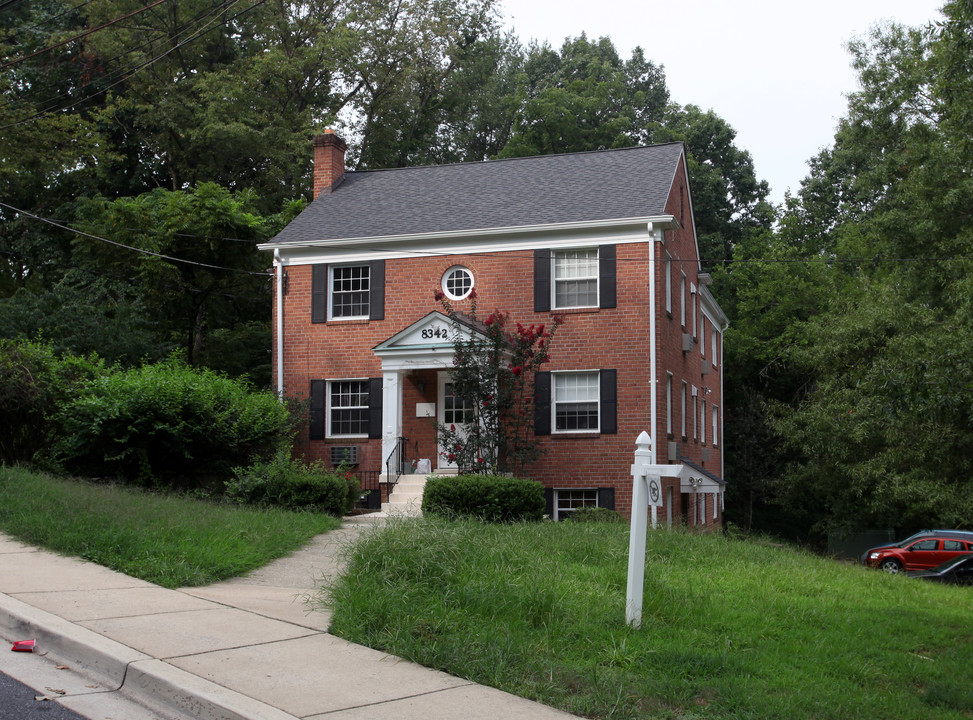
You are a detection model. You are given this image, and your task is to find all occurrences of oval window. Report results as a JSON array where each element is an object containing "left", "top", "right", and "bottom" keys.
[{"left": 442, "top": 266, "right": 474, "bottom": 300}]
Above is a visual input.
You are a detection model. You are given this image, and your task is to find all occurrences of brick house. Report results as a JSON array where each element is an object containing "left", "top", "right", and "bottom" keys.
[{"left": 259, "top": 130, "right": 728, "bottom": 528}]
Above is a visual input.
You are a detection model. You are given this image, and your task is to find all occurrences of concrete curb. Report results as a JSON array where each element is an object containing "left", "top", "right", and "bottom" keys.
[
  {"left": 0, "top": 592, "right": 142, "bottom": 688},
  {"left": 0, "top": 592, "right": 297, "bottom": 720},
  {"left": 126, "top": 659, "right": 298, "bottom": 720}
]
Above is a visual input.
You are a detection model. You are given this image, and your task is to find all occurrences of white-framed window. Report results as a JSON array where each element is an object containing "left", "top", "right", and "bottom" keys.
[
  {"left": 666, "top": 372, "right": 673, "bottom": 436},
  {"left": 701, "top": 318, "right": 706, "bottom": 358},
  {"left": 711, "top": 330, "right": 719, "bottom": 368},
  {"left": 665, "top": 253, "right": 672, "bottom": 314},
  {"left": 554, "top": 489, "right": 598, "bottom": 521},
  {"left": 330, "top": 264, "right": 370, "bottom": 319},
  {"left": 701, "top": 399, "right": 707, "bottom": 444},
  {"left": 328, "top": 379, "right": 369, "bottom": 436},
  {"left": 712, "top": 405, "right": 719, "bottom": 447},
  {"left": 441, "top": 266, "right": 474, "bottom": 301},
  {"left": 681, "top": 381, "right": 687, "bottom": 438},
  {"left": 692, "top": 386, "right": 698, "bottom": 441},
  {"left": 691, "top": 283, "right": 698, "bottom": 339},
  {"left": 680, "top": 273, "right": 687, "bottom": 327},
  {"left": 553, "top": 248, "right": 598, "bottom": 309},
  {"left": 553, "top": 371, "right": 600, "bottom": 432}
]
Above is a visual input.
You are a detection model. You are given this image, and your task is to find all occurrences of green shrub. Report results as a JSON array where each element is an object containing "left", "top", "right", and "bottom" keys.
[
  {"left": 421, "top": 474, "right": 545, "bottom": 522},
  {"left": 54, "top": 358, "right": 294, "bottom": 488},
  {"left": 567, "top": 506, "right": 625, "bottom": 523},
  {"left": 226, "top": 451, "right": 357, "bottom": 515},
  {"left": 0, "top": 340, "right": 104, "bottom": 465}
]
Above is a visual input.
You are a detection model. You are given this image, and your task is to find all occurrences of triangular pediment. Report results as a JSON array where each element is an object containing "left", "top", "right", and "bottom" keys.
[{"left": 374, "top": 311, "right": 487, "bottom": 354}]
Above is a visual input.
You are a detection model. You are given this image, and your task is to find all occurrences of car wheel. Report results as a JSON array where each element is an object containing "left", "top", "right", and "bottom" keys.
[{"left": 881, "top": 558, "right": 902, "bottom": 574}]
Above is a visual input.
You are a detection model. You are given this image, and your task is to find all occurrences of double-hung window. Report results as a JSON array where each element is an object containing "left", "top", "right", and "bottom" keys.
[
  {"left": 330, "top": 265, "right": 370, "bottom": 319},
  {"left": 311, "top": 261, "right": 385, "bottom": 323},
  {"left": 328, "top": 380, "right": 369, "bottom": 436},
  {"left": 553, "top": 249, "right": 599, "bottom": 309},
  {"left": 554, "top": 371, "right": 600, "bottom": 432}
]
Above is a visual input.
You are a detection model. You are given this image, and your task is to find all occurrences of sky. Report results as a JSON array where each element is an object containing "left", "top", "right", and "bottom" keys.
[{"left": 498, "top": 0, "right": 944, "bottom": 206}]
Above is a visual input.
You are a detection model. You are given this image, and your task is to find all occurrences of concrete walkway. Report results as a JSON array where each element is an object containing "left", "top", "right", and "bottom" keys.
[{"left": 0, "top": 516, "right": 575, "bottom": 720}]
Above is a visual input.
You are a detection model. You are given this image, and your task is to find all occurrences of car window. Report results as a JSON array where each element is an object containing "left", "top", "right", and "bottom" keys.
[
  {"left": 944, "top": 540, "right": 965, "bottom": 551},
  {"left": 912, "top": 540, "right": 939, "bottom": 551}
]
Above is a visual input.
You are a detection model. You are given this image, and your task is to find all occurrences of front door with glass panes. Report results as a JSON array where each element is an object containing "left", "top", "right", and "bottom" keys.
[{"left": 437, "top": 371, "right": 473, "bottom": 471}]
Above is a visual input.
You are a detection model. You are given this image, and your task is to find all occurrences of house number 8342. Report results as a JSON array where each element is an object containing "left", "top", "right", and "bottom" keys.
[{"left": 421, "top": 326, "right": 449, "bottom": 339}]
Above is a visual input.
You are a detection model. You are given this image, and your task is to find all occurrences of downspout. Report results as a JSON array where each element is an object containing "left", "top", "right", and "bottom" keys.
[
  {"left": 274, "top": 249, "right": 285, "bottom": 397},
  {"left": 720, "top": 317, "right": 729, "bottom": 512},
  {"left": 647, "top": 223, "right": 659, "bottom": 467},
  {"left": 647, "top": 223, "right": 664, "bottom": 528}
]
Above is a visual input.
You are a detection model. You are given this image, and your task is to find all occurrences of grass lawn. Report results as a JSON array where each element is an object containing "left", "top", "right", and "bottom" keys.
[
  {"left": 0, "top": 465, "right": 341, "bottom": 587},
  {"left": 323, "top": 517, "right": 973, "bottom": 720}
]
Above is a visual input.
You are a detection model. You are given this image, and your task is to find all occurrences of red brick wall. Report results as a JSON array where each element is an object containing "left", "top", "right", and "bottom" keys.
[{"left": 271, "top": 161, "right": 724, "bottom": 527}]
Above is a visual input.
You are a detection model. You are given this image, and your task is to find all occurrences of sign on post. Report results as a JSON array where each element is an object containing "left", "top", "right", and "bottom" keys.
[{"left": 626, "top": 431, "right": 669, "bottom": 628}]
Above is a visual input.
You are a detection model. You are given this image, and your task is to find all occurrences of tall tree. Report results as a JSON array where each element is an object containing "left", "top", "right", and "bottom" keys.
[{"left": 729, "top": 6, "right": 973, "bottom": 538}]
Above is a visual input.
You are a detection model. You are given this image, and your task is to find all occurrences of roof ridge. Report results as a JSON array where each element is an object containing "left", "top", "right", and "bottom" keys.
[{"left": 346, "top": 141, "right": 686, "bottom": 176}]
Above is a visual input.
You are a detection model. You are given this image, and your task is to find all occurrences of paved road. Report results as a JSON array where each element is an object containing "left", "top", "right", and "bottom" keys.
[
  {"left": 0, "top": 639, "right": 174, "bottom": 720},
  {"left": 0, "top": 669, "right": 88, "bottom": 719}
]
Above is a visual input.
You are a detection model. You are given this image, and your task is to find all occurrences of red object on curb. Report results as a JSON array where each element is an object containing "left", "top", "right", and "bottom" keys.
[{"left": 11, "top": 639, "right": 35, "bottom": 652}]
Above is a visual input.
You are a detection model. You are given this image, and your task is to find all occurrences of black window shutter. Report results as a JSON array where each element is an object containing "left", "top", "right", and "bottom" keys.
[
  {"left": 597, "top": 487, "right": 615, "bottom": 511},
  {"left": 369, "top": 260, "right": 385, "bottom": 320},
  {"left": 544, "top": 488, "right": 554, "bottom": 518},
  {"left": 310, "top": 379, "right": 326, "bottom": 439},
  {"left": 600, "top": 369, "right": 617, "bottom": 434},
  {"left": 534, "top": 249, "right": 551, "bottom": 312},
  {"left": 534, "top": 371, "right": 551, "bottom": 436},
  {"left": 599, "top": 244, "right": 616, "bottom": 309},
  {"left": 311, "top": 264, "right": 328, "bottom": 323},
  {"left": 367, "top": 377, "right": 383, "bottom": 439}
]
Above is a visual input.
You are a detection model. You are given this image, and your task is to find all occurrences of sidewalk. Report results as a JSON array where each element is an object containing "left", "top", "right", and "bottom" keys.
[{"left": 0, "top": 517, "right": 575, "bottom": 720}]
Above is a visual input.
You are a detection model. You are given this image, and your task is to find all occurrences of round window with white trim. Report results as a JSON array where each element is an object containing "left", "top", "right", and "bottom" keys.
[{"left": 442, "top": 266, "right": 474, "bottom": 300}]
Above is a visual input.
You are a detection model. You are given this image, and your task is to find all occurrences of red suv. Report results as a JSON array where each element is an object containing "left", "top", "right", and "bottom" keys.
[{"left": 865, "top": 534, "right": 973, "bottom": 574}]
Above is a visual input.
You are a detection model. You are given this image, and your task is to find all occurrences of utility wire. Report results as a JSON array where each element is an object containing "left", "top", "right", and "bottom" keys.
[
  {"left": 0, "top": 247, "right": 266, "bottom": 300},
  {"left": 0, "top": 0, "right": 170, "bottom": 72},
  {"left": 0, "top": 200, "right": 267, "bottom": 276},
  {"left": 3, "top": 0, "right": 100, "bottom": 41},
  {"left": 0, "top": 0, "right": 263, "bottom": 130}
]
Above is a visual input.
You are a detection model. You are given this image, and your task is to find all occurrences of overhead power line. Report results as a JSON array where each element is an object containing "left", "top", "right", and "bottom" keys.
[
  {"left": 0, "top": 0, "right": 170, "bottom": 72},
  {"left": 0, "top": 200, "right": 267, "bottom": 276},
  {"left": 0, "top": 0, "right": 263, "bottom": 130}
]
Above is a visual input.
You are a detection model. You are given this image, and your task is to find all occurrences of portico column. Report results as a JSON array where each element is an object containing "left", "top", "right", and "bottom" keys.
[{"left": 381, "top": 370, "right": 403, "bottom": 477}]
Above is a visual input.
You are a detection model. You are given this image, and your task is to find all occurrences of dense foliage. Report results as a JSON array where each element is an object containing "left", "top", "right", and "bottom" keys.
[
  {"left": 721, "top": 3, "right": 973, "bottom": 540},
  {"left": 53, "top": 357, "right": 294, "bottom": 488},
  {"left": 226, "top": 450, "right": 360, "bottom": 515},
  {"left": 421, "top": 474, "right": 546, "bottom": 522},
  {"left": 0, "top": 339, "right": 103, "bottom": 465}
]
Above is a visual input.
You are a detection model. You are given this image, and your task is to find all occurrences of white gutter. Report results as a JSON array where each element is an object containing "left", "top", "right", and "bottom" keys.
[
  {"left": 274, "top": 249, "right": 284, "bottom": 397},
  {"left": 257, "top": 214, "right": 679, "bottom": 252}
]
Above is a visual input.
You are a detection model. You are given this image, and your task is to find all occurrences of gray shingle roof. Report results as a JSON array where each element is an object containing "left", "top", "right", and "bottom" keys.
[{"left": 269, "top": 142, "right": 685, "bottom": 246}]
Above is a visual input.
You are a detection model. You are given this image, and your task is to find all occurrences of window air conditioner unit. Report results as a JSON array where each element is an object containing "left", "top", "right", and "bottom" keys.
[
  {"left": 668, "top": 441, "right": 680, "bottom": 462},
  {"left": 702, "top": 448, "right": 711, "bottom": 462},
  {"left": 682, "top": 333, "right": 694, "bottom": 352},
  {"left": 701, "top": 359, "right": 710, "bottom": 375},
  {"left": 330, "top": 446, "right": 359, "bottom": 465}
]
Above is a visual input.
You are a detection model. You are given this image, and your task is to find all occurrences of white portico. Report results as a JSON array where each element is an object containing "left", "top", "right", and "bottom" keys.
[{"left": 372, "top": 311, "right": 487, "bottom": 477}]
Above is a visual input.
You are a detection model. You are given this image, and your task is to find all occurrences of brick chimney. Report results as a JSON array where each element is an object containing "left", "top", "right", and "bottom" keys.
[{"left": 312, "top": 129, "right": 346, "bottom": 198}]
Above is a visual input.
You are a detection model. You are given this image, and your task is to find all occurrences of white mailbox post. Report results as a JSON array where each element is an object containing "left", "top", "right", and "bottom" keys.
[{"left": 626, "top": 431, "right": 670, "bottom": 628}]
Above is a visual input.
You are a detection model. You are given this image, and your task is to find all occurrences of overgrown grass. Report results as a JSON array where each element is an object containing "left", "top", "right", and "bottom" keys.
[
  {"left": 0, "top": 466, "right": 341, "bottom": 587},
  {"left": 323, "top": 517, "right": 973, "bottom": 720}
]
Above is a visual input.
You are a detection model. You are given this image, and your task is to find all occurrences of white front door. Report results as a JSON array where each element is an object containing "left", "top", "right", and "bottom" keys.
[{"left": 437, "top": 371, "right": 473, "bottom": 471}]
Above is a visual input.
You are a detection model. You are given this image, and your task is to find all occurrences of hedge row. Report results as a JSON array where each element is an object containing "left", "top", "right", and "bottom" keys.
[{"left": 422, "top": 474, "right": 545, "bottom": 522}]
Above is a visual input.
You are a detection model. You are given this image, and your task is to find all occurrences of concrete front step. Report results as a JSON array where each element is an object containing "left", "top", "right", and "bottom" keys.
[{"left": 381, "top": 474, "right": 434, "bottom": 517}]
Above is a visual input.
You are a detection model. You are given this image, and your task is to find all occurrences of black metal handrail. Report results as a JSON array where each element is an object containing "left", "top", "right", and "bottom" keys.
[{"left": 384, "top": 436, "right": 408, "bottom": 488}]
